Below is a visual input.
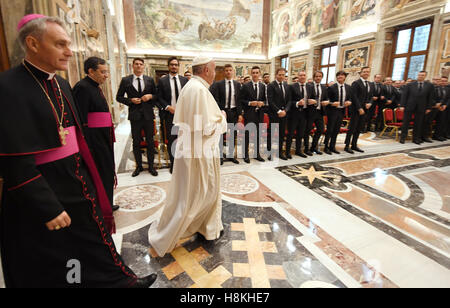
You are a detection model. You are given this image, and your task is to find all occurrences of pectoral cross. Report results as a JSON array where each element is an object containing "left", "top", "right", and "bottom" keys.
[{"left": 59, "top": 126, "right": 69, "bottom": 146}]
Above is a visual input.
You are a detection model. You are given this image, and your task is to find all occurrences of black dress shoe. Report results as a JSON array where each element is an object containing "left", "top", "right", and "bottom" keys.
[
  {"left": 112, "top": 205, "right": 120, "bottom": 212},
  {"left": 220, "top": 158, "right": 224, "bottom": 165},
  {"left": 400, "top": 139, "right": 405, "bottom": 144},
  {"left": 149, "top": 168, "right": 158, "bottom": 177},
  {"left": 437, "top": 137, "right": 446, "bottom": 142},
  {"left": 422, "top": 138, "right": 433, "bottom": 143},
  {"left": 351, "top": 147, "right": 364, "bottom": 153},
  {"left": 132, "top": 166, "right": 144, "bottom": 177},
  {"left": 312, "top": 149, "right": 323, "bottom": 155},
  {"left": 331, "top": 149, "right": 340, "bottom": 154},
  {"left": 286, "top": 154, "right": 292, "bottom": 159},
  {"left": 280, "top": 155, "right": 288, "bottom": 161},
  {"left": 256, "top": 156, "right": 265, "bottom": 162},
  {"left": 131, "top": 274, "right": 157, "bottom": 288},
  {"left": 413, "top": 140, "right": 422, "bottom": 145},
  {"left": 324, "top": 148, "right": 332, "bottom": 155},
  {"left": 169, "top": 164, "right": 173, "bottom": 174},
  {"left": 296, "top": 152, "right": 307, "bottom": 158},
  {"left": 267, "top": 155, "right": 272, "bottom": 161},
  {"left": 344, "top": 147, "right": 354, "bottom": 154},
  {"left": 305, "top": 151, "right": 313, "bottom": 156},
  {"left": 244, "top": 158, "right": 250, "bottom": 164},
  {"left": 231, "top": 158, "right": 240, "bottom": 164}
]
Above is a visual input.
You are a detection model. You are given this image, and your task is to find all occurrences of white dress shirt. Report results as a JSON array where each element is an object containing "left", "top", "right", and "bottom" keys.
[
  {"left": 225, "top": 79, "right": 236, "bottom": 109},
  {"left": 170, "top": 74, "right": 182, "bottom": 107},
  {"left": 338, "top": 83, "right": 346, "bottom": 108},
  {"left": 133, "top": 74, "right": 145, "bottom": 92},
  {"left": 297, "top": 83, "right": 308, "bottom": 109}
]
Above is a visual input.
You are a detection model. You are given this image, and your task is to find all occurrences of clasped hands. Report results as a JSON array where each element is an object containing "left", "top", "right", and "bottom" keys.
[
  {"left": 131, "top": 94, "right": 153, "bottom": 105},
  {"left": 250, "top": 101, "right": 265, "bottom": 108}
]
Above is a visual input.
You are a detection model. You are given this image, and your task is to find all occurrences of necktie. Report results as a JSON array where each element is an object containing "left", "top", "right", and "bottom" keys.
[
  {"left": 442, "top": 87, "right": 446, "bottom": 99},
  {"left": 137, "top": 77, "right": 142, "bottom": 94},
  {"left": 418, "top": 82, "right": 423, "bottom": 91},
  {"left": 316, "top": 84, "right": 320, "bottom": 109},
  {"left": 300, "top": 84, "right": 304, "bottom": 98},
  {"left": 174, "top": 76, "right": 179, "bottom": 102},
  {"left": 227, "top": 81, "right": 232, "bottom": 109},
  {"left": 254, "top": 83, "right": 258, "bottom": 100},
  {"left": 340, "top": 85, "right": 344, "bottom": 107},
  {"left": 279, "top": 82, "right": 285, "bottom": 99},
  {"left": 365, "top": 81, "right": 369, "bottom": 102}
]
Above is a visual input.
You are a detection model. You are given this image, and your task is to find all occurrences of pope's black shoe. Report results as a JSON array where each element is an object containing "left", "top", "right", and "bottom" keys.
[
  {"left": 131, "top": 274, "right": 157, "bottom": 288},
  {"left": 149, "top": 167, "right": 158, "bottom": 177},
  {"left": 112, "top": 205, "right": 120, "bottom": 212}
]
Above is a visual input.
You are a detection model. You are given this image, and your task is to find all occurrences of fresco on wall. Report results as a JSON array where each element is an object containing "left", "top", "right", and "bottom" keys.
[
  {"left": 134, "top": 0, "right": 264, "bottom": 55},
  {"left": 319, "top": 0, "right": 342, "bottom": 31},
  {"left": 295, "top": 1, "right": 312, "bottom": 39},
  {"left": 343, "top": 46, "right": 370, "bottom": 69},
  {"left": 350, "top": 0, "right": 376, "bottom": 21},
  {"left": 290, "top": 56, "right": 308, "bottom": 77}
]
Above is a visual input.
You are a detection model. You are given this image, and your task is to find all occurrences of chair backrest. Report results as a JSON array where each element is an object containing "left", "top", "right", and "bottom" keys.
[
  {"left": 383, "top": 108, "right": 394, "bottom": 123},
  {"left": 394, "top": 108, "right": 403, "bottom": 122}
]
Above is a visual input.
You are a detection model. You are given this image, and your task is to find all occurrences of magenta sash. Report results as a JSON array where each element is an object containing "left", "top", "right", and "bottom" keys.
[
  {"left": 88, "top": 112, "right": 112, "bottom": 128},
  {"left": 35, "top": 126, "right": 78, "bottom": 165},
  {"left": 34, "top": 125, "right": 116, "bottom": 234}
]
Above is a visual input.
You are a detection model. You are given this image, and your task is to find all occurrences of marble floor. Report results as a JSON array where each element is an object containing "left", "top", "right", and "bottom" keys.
[
  {"left": 112, "top": 121, "right": 450, "bottom": 288},
  {"left": 1, "top": 120, "right": 450, "bottom": 288}
]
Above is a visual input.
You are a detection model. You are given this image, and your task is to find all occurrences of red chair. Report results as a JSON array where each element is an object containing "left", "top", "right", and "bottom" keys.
[{"left": 380, "top": 108, "right": 402, "bottom": 140}]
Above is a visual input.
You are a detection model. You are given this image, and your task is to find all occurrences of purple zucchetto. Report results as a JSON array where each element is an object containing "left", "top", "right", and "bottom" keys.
[{"left": 17, "top": 14, "right": 47, "bottom": 31}]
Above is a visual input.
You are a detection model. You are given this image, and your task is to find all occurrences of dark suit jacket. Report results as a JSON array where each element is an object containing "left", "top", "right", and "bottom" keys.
[
  {"left": 288, "top": 83, "right": 311, "bottom": 117},
  {"left": 157, "top": 74, "right": 188, "bottom": 121},
  {"left": 351, "top": 78, "right": 374, "bottom": 112},
  {"left": 210, "top": 79, "right": 242, "bottom": 115},
  {"left": 400, "top": 81, "right": 435, "bottom": 112},
  {"left": 239, "top": 81, "right": 266, "bottom": 123},
  {"left": 327, "top": 83, "right": 353, "bottom": 113},
  {"left": 383, "top": 84, "right": 400, "bottom": 107},
  {"left": 434, "top": 85, "right": 450, "bottom": 107},
  {"left": 307, "top": 83, "right": 329, "bottom": 115},
  {"left": 267, "top": 80, "right": 291, "bottom": 116},
  {"left": 116, "top": 75, "right": 158, "bottom": 121}
]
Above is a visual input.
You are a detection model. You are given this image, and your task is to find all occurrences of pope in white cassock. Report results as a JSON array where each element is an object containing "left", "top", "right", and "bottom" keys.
[{"left": 148, "top": 57, "right": 227, "bottom": 257}]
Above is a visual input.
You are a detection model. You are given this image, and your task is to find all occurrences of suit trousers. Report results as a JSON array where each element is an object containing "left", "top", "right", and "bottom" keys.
[
  {"left": 268, "top": 113, "right": 287, "bottom": 156},
  {"left": 305, "top": 109, "right": 325, "bottom": 150},
  {"left": 345, "top": 111, "right": 366, "bottom": 148},
  {"left": 131, "top": 119, "right": 155, "bottom": 168},
  {"left": 421, "top": 109, "right": 438, "bottom": 140},
  {"left": 325, "top": 109, "right": 344, "bottom": 150},
  {"left": 286, "top": 111, "right": 307, "bottom": 154},
  {"left": 222, "top": 108, "right": 239, "bottom": 159},
  {"left": 433, "top": 110, "right": 447, "bottom": 138},
  {"left": 400, "top": 110, "right": 424, "bottom": 142}
]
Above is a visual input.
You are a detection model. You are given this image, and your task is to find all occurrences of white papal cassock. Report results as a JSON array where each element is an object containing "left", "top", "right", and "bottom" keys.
[{"left": 148, "top": 75, "right": 227, "bottom": 257}]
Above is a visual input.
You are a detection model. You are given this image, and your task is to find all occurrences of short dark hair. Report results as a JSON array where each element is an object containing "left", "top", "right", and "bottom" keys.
[
  {"left": 167, "top": 57, "right": 179, "bottom": 66},
  {"left": 336, "top": 71, "right": 348, "bottom": 77},
  {"left": 360, "top": 66, "right": 370, "bottom": 73},
  {"left": 224, "top": 64, "right": 233, "bottom": 69},
  {"left": 133, "top": 58, "right": 145, "bottom": 65},
  {"left": 263, "top": 73, "right": 270, "bottom": 78},
  {"left": 276, "top": 68, "right": 286, "bottom": 75},
  {"left": 184, "top": 71, "right": 191, "bottom": 75},
  {"left": 252, "top": 66, "right": 260, "bottom": 71},
  {"left": 419, "top": 71, "right": 427, "bottom": 74},
  {"left": 313, "top": 71, "right": 324, "bottom": 78},
  {"left": 442, "top": 75, "right": 449, "bottom": 79},
  {"left": 84, "top": 56, "right": 106, "bottom": 74}
]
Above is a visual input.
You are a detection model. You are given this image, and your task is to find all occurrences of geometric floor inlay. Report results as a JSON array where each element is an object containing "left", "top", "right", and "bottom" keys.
[{"left": 232, "top": 218, "right": 286, "bottom": 287}]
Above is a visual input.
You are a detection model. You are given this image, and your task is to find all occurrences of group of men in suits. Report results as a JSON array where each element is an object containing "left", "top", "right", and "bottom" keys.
[{"left": 117, "top": 58, "right": 450, "bottom": 174}]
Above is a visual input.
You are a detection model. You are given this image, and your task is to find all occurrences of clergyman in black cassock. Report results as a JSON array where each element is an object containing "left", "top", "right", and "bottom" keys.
[
  {"left": 432, "top": 77, "right": 450, "bottom": 141},
  {"left": 73, "top": 57, "right": 118, "bottom": 211},
  {"left": 0, "top": 15, "right": 156, "bottom": 288}
]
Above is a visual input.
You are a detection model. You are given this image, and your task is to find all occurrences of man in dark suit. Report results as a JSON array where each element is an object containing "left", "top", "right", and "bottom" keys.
[
  {"left": 324, "top": 71, "right": 353, "bottom": 155},
  {"left": 367, "top": 74, "right": 385, "bottom": 132},
  {"left": 399, "top": 71, "right": 435, "bottom": 144},
  {"left": 116, "top": 58, "right": 159, "bottom": 177},
  {"left": 210, "top": 64, "right": 242, "bottom": 164},
  {"left": 305, "top": 71, "right": 329, "bottom": 156},
  {"left": 157, "top": 57, "right": 188, "bottom": 173},
  {"left": 344, "top": 66, "right": 373, "bottom": 154},
  {"left": 286, "top": 71, "right": 310, "bottom": 158},
  {"left": 239, "top": 66, "right": 266, "bottom": 163},
  {"left": 267, "top": 68, "right": 291, "bottom": 160},
  {"left": 432, "top": 76, "right": 449, "bottom": 141},
  {"left": 383, "top": 77, "right": 400, "bottom": 110}
]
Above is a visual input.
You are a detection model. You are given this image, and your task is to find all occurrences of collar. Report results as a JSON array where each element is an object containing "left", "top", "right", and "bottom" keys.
[
  {"left": 225, "top": 78, "right": 233, "bottom": 82},
  {"left": 252, "top": 81, "right": 259, "bottom": 86},
  {"left": 24, "top": 60, "right": 56, "bottom": 80},
  {"left": 360, "top": 77, "right": 368, "bottom": 83},
  {"left": 133, "top": 74, "right": 144, "bottom": 80},
  {"left": 170, "top": 74, "right": 179, "bottom": 79},
  {"left": 299, "top": 83, "right": 306, "bottom": 86},
  {"left": 86, "top": 75, "right": 100, "bottom": 87},
  {"left": 314, "top": 83, "right": 321, "bottom": 87},
  {"left": 192, "top": 75, "right": 210, "bottom": 89}
]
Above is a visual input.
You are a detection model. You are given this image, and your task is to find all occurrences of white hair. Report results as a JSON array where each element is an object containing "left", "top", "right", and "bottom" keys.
[{"left": 18, "top": 17, "right": 67, "bottom": 51}]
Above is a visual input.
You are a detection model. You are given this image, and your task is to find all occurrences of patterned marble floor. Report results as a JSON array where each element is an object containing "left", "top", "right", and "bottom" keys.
[
  {"left": 110, "top": 121, "right": 450, "bottom": 288},
  {"left": 2, "top": 121, "right": 450, "bottom": 288}
]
